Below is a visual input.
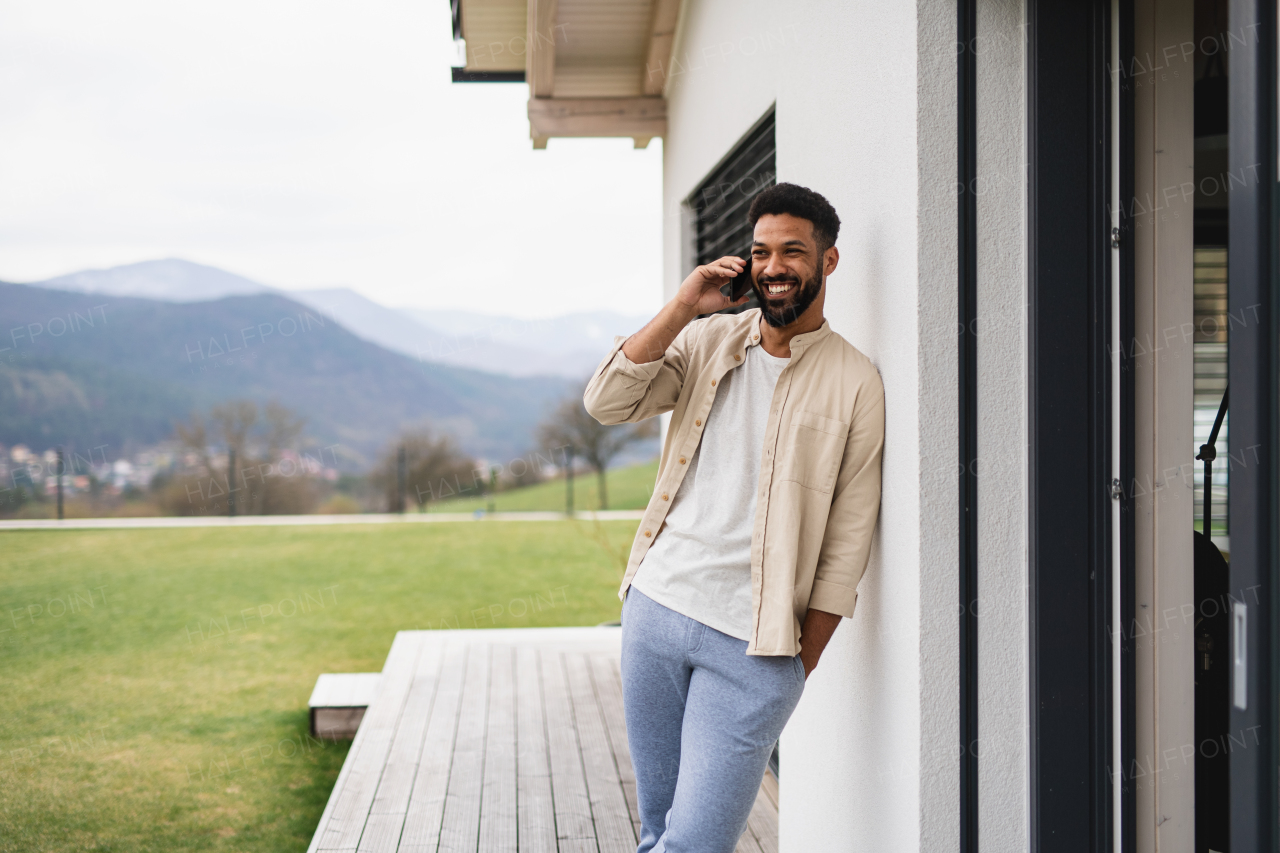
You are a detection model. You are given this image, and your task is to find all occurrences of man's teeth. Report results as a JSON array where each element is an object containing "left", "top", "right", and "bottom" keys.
[{"left": 767, "top": 283, "right": 792, "bottom": 294}]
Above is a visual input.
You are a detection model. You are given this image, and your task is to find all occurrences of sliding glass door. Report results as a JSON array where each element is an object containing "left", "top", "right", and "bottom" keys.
[{"left": 1226, "top": 0, "right": 1277, "bottom": 848}]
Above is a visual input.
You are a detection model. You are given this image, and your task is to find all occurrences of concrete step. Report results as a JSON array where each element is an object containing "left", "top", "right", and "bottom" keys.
[{"left": 308, "top": 672, "right": 381, "bottom": 740}]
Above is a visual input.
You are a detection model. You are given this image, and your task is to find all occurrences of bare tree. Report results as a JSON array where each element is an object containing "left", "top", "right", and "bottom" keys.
[
  {"left": 536, "top": 387, "right": 657, "bottom": 510},
  {"left": 373, "top": 429, "right": 477, "bottom": 511},
  {"left": 167, "top": 399, "right": 323, "bottom": 515},
  {"left": 263, "top": 401, "right": 305, "bottom": 459},
  {"left": 210, "top": 400, "right": 257, "bottom": 461}
]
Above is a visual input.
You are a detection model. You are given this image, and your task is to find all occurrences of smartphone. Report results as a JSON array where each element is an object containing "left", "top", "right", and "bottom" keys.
[{"left": 726, "top": 255, "right": 753, "bottom": 302}]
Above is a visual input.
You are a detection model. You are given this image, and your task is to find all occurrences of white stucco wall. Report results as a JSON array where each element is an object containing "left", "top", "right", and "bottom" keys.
[
  {"left": 973, "top": 0, "right": 1030, "bottom": 850},
  {"left": 660, "top": 2, "right": 959, "bottom": 850}
]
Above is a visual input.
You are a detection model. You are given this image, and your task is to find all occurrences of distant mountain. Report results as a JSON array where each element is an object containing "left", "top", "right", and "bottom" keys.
[
  {"left": 403, "top": 308, "right": 650, "bottom": 357},
  {"left": 20, "top": 260, "right": 652, "bottom": 379},
  {"left": 286, "top": 288, "right": 577, "bottom": 379},
  {"left": 0, "top": 283, "right": 571, "bottom": 466},
  {"left": 30, "top": 258, "right": 278, "bottom": 302},
  {"left": 290, "top": 289, "right": 647, "bottom": 379},
  {"left": 399, "top": 308, "right": 648, "bottom": 379}
]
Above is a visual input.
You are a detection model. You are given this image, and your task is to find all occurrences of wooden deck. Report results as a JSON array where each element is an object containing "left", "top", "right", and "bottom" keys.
[{"left": 306, "top": 627, "right": 779, "bottom": 853}]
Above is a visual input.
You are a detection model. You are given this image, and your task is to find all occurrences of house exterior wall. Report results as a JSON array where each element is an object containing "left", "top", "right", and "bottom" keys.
[
  {"left": 659, "top": 1, "right": 960, "bottom": 849},
  {"left": 973, "top": 0, "right": 1030, "bottom": 850},
  {"left": 647, "top": 1, "right": 1205, "bottom": 848}
]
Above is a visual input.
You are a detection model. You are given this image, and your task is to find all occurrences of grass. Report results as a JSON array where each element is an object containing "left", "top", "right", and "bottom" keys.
[
  {"left": 0, "top": 520, "right": 638, "bottom": 852},
  {"left": 428, "top": 459, "right": 658, "bottom": 514}
]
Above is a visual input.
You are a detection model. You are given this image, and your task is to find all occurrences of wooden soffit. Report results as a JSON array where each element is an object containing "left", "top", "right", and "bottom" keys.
[{"left": 452, "top": 0, "right": 681, "bottom": 147}]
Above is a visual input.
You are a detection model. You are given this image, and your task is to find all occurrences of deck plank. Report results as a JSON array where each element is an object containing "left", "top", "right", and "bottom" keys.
[
  {"left": 478, "top": 644, "right": 517, "bottom": 852},
  {"left": 357, "top": 640, "right": 447, "bottom": 852},
  {"left": 370, "top": 639, "right": 445, "bottom": 817},
  {"left": 744, "top": 790, "right": 779, "bottom": 853},
  {"left": 542, "top": 650, "right": 598, "bottom": 847},
  {"left": 437, "top": 642, "right": 490, "bottom": 853},
  {"left": 515, "top": 645, "right": 557, "bottom": 853},
  {"left": 734, "top": 818, "right": 765, "bottom": 853},
  {"left": 358, "top": 814, "right": 407, "bottom": 853},
  {"left": 565, "top": 652, "right": 635, "bottom": 852},
  {"left": 588, "top": 655, "right": 641, "bottom": 843},
  {"left": 315, "top": 633, "right": 422, "bottom": 851},
  {"left": 308, "top": 628, "right": 777, "bottom": 853},
  {"left": 400, "top": 640, "right": 468, "bottom": 850}
]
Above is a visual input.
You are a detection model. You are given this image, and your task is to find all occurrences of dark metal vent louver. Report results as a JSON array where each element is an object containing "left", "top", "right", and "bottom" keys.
[{"left": 689, "top": 112, "right": 776, "bottom": 314}]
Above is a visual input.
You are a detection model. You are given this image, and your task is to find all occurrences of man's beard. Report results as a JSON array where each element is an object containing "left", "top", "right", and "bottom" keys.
[{"left": 753, "top": 268, "right": 823, "bottom": 328}]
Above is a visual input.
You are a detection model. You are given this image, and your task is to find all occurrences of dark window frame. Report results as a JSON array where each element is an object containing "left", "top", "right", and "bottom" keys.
[
  {"left": 1026, "top": 0, "right": 1119, "bottom": 848},
  {"left": 1117, "top": 3, "right": 1137, "bottom": 849}
]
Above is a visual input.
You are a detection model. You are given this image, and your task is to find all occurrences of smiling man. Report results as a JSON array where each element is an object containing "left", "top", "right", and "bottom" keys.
[{"left": 584, "top": 183, "right": 886, "bottom": 853}]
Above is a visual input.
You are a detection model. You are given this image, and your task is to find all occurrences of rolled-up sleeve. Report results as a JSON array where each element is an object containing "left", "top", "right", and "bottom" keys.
[
  {"left": 583, "top": 323, "right": 699, "bottom": 425},
  {"left": 808, "top": 382, "right": 885, "bottom": 617}
]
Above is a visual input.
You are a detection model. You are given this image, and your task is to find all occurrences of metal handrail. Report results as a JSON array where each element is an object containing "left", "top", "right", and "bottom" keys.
[{"left": 1195, "top": 385, "right": 1230, "bottom": 537}]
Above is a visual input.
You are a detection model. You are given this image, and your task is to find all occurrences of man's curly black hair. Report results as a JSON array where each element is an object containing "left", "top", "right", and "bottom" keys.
[{"left": 746, "top": 183, "right": 841, "bottom": 252}]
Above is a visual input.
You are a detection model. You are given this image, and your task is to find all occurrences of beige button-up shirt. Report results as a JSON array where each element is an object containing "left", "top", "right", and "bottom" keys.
[{"left": 584, "top": 307, "right": 885, "bottom": 656}]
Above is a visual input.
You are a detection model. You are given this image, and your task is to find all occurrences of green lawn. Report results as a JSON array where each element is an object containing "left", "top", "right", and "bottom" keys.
[
  {"left": 428, "top": 459, "right": 658, "bottom": 514},
  {"left": 0, "top": 520, "right": 637, "bottom": 852}
]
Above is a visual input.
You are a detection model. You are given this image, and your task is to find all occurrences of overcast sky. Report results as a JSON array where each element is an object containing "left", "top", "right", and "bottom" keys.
[{"left": 0, "top": 0, "right": 665, "bottom": 318}]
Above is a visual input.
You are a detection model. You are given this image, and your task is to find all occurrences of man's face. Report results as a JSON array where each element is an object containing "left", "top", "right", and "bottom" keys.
[{"left": 750, "top": 213, "right": 833, "bottom": 328}]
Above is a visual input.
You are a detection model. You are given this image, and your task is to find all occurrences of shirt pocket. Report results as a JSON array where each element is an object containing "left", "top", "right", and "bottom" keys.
[{"left": 776, "top": 410, "right": 850, "bottom": 494}]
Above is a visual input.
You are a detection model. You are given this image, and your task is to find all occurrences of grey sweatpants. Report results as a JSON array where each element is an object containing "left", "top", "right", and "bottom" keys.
[{"left": 620, "top": 586, "right": 806, "bottom": 853}]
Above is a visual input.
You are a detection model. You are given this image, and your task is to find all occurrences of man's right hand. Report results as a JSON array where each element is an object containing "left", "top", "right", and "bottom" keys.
[
  {"left": 676, "top": 256, "right": 752, "bottom": 315},
  {"left": 621, "top": 256, "right": 752, "bottom": 365}
]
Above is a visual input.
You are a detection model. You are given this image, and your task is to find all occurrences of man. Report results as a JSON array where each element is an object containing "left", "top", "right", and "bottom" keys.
[{"left": 584, "top": 183, "right": 884, "bottom": 853}]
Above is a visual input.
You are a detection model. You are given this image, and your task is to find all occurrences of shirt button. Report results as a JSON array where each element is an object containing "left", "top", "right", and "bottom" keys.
[
  {"left": 644, "top": 530, "right": 652, "bottom": 537},
  {"left": 753, "top": 334, "right": 759, "bottom": 340},
  {"left": 662, "top": 493, "right": 669, "bottom": 500},
  {"left": 679, "top": 457, "right": 687, "bottom": 464},
  {"left": 711, "top": 379, "right": 717, "bottom": 386},
  {"left": 695, "top": 419, "right": 702, "bottom": 426},
  {"left": 734, "top": 354, "right": 741, "bottom": 361}
]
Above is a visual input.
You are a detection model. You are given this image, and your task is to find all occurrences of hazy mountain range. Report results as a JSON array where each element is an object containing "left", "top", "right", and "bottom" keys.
[
  {"left": 1, "top": 259, "right": 658, "bottom": 467},
  {"left": 0, "top": 282, "right": 572, "bottom": 466},
  {"left": 37, "top": 259, "right": 276, "bottom": 302},
  {"left": 27, "top": 259, "right": 647, "bottom": 379}
]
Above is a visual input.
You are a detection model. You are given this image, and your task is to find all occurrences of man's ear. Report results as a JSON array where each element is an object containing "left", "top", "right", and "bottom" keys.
[{"left": 823, "top": 245, "right": 840, "bottom": 277}]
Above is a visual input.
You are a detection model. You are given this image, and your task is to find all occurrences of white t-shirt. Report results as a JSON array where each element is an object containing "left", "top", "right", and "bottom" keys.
[{"left": 630, "top": 342, "right": 790, "bottom": 640}]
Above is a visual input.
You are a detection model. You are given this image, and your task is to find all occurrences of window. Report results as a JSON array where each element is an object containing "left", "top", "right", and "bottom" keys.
[{"left": 687, "top": 110, "right": 776, "bottom": 315}]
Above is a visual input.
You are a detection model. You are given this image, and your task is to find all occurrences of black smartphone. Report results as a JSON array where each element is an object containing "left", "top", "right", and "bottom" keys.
[{"left": 726, "top": 255, "right": 753, "bottom": 302}]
